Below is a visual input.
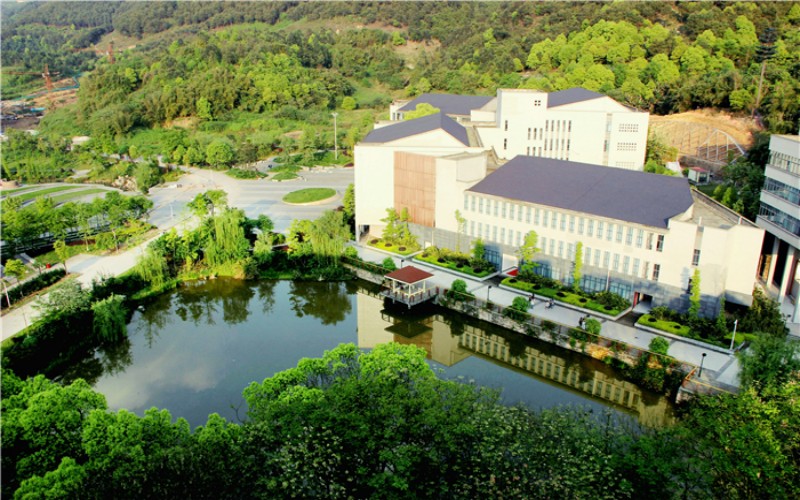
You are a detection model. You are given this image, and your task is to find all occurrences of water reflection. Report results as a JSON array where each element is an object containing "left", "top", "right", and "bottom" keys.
[{"left": 75, "top": 279, "right": 673, "bottom": 428}]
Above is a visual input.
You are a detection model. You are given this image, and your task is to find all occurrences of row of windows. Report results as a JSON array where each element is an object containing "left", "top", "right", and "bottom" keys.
[
  {"left": 618, "top": 123, "right": 639, "bottom": 133},
  {"left": 769, "top": 151, "right": 800, "bottom": 176},
  {"left": 617, "top": 142, "right": 637, "bottom": 152},
  {"left": 545, "top": 119, "right": 572, "bottom": 133},
  {"left": 464, "top": 196, "right": 666, "bottom": 252},
  {"left": 615, "top": 161, "right": 636, "bottom": 169},
  {"left": 763, "top": 177, "right": 800, "bottom": 206},
  {"left": 759, "top": 202, "right": 800, "bottom": 237}
]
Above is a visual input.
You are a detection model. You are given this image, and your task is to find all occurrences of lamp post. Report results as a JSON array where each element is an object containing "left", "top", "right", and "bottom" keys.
[
  {"left": 487, "top": 285, "right": 492, "bottom": 303},
  {"left": 729, "top": 319, "right": 738, "bottom": 351},
  {"left": 698, "top": 352, "right": 707, "bottom": 378},
  {"left": 331, "top": 112, "right": 339, "bottom": 160},
  {"left": 400, "top": 259, "right": 405, "bottom": 268}
]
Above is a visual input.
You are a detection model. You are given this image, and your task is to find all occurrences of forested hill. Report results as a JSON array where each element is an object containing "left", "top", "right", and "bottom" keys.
[{"left": 1, "top": 1, "right": 798, "bottom": 135}]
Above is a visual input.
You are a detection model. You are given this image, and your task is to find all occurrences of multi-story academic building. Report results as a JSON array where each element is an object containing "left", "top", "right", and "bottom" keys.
[
  {"left": 355, "top": 100, "right": 764, "bottom": 316},
  {"left": 757, "top": 134, "right": 800, "bottom": 325},
  {"left": 389, "top": 87, "right": 649, "bottom": 170}
]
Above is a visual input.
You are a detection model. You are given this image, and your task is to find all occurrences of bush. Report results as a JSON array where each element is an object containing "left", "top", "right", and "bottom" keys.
[
  {"left": 649, "top": 337, "right": 670, "bottom": 357},
  {"left": 448, "top": 279, "right": 474, "bottom": 301},
  {"left": 344, "top": 247, "right": 359, "bottom": 260},
  {"left": 1, "top": 269, "right": 67, "bottom": 310},
  {"left": 382, "top": 257, "right": 397, "bottom": 272},
  {"left": 226, "top": 168, "right": 263, "bottom": 179},
  {"left": 592, "top": 291, "right": 631, "bottom": 310}
]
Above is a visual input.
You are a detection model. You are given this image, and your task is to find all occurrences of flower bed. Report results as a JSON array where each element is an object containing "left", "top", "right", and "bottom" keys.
[
  {"left": 367, "top": 238, "right": 419, "bottom": 256},
  {"left": 501, "top": 277, "right": 626, "bottom": 316},
  {"left": 415, "top": 252, "right": 492, "bottom": 278},
  {"left": 636, "top": 314, "right": 691, "bottom": 336}
]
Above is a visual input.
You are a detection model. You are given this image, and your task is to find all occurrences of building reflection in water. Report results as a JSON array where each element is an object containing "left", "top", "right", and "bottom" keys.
[{"left": 357, "top": 290, "right": 674, "bottom": 427}]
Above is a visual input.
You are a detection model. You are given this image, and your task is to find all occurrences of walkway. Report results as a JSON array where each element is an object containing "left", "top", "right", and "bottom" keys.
[{"left": 355, "top": 245, "right": 741, "bottom": 389}]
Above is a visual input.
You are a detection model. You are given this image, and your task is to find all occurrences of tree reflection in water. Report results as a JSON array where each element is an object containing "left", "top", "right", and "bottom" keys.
[{"left": 289, "top": 281, "right": 353, "bottom": 325}]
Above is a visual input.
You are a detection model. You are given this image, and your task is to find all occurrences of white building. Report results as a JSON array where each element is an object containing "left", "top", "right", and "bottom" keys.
[
  {"left": 757, "top": 134, "right": 800, "bottom": 325},
  {"left": 355, "top": 114, "right": 763, "bottom": 316},
  {"left": 389, "top": 88, "right": 649, "bottom": 170}
]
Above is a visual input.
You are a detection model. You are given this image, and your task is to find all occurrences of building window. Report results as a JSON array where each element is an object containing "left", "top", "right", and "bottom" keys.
[
  {"left": 494, "top": 201, "right": 499, "bottom": 216},
  {"left": 577, "top": 217, "right": 584, "bottom": 235},
  {"left": 617, "top": 142, "right": 637, "bottom": 152},
  {"left": 587, "top": 219, "right": 594, "bottom": 237},
  {"left": 527, "top": 147, "right": 530, "bottom": 155},
  {"left": 534, "top": 99, "right": 542, "bottom": 107},
  {"left": 594, "top": 250, "right": 601, "bottom": 267},
  {"left": 569, "top": 215, "right": 575, "bottom": 233},
  {"left": 596, "top": 221, "right": 604, "bottom": 239},
  {"left": 623, "top": 256, "right": 630, "bottom": 274},
  {"left": 492, "top": 225, "right": 498, "bottom": 241},
  {"left": 470, "top": 220, "right": 475, "bottom": 236},
  {"left": 625, "top": 227, "right": 633, "bottom": 245},
  {"left": 656, "top": 234, "right": 664, "bottom": 252},
  {"left": 603, "top": 252, "right": 610, "bottom": 268},
  {"left": 502, "top": 202, "right": 507, "bottom": 218},
  {"left": 463, "top": 196, "right": 469, "bottom": 211},
  {"left": 613, "top": 254, "right": 620, "bottom": 271},
  {"left": 632, "top": 258, "right": 640, "bottom": 277},
  {"left": 607, "top": 223, "right": 614, "bottom": 241},
  {"left": 618, "top": 123, "right": 639, "bottom": 133},
  {"left": 603, "top": 140, "right": 608, "bottom": 152},
  {"left": 692, "top": 249, "right": 701, "bottom": 266},
  {"left": 527, "top": 128, "right": 532, "bottom": 140},
  {"left": 549, "top": 239, "right": 555, "bottom": 255},
  {"left": 500, "top": 228, "right": 505, "bottom": 243},
  {"left": 560, "top": 214, "right": 567, "bottom": 231},
  {"left": 558, "top": 241, "right": 564, "bottom": 258},
  {"left": 652, "top": 263, "right": 661, "bottom": 281},
  {"left": 504, "top": 120, "right": 508, "bottom": 131},
  {"left": 636, "top": 229, "right": 643, "bottom": 248},
  {"left": 509, "top": 204, "right": 515, "bottom": 220},
  {"left": 543, "top": 210, "right": 549, "bottom": 227},
  {"left": 503, "top": 139, "right": 507, "bottom": 150},
  {"left": 478, "top": 198, "right": 484, "bottom": 214},
  {"left": 616, "top": 225, "right": 623, "bottom": 243},
  {"left": 478, "top": 222, "right": 483, "bottom": 238},
  {"left": 541, "top": 237, "right": 547, "bottom": 254},
  {"left": 516, "top": 231, "right": 522, "bottom": 246},
  {"left": 585, "top": 247, "right": 592, "bottom": 264},
  {"left": 567, "top": 243, "right": 574, "bottom": 259},
  {"left": 546, "top": 121, "right": 549, "bottom": 132},
  {"left": 568, "top": 121, "right": 572, "bottom": 132},
  {"left": 646, "top": 232, "right": 653, "bottom": 250},
  {"left": 470, "top": 196, "right": 476, "bottom": 212},
  {"left": 527, "top": 206, "right": 532, "bottom": 223}
]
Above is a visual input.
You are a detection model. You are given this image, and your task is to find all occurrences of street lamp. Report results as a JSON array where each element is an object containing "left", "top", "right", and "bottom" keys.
[
  {"left": 331, "top": 112, "right": 339, "bottom": 160},
  {"left": 698, "top": 352, "right": 707, "bottom": 378},
  {"left": 400, "top": 259, "right": 405, "bottom": 268},
  {"left": 487, "top": 285, "right": 492, "bottom": 302},
  {"left": 729, "top": 319, "right": 738, "bottom": 351}
]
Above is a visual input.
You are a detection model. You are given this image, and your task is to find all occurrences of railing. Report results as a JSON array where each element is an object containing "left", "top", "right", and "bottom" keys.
[{"left": 382, "top": 288, "right": 438, "bottom": 306}]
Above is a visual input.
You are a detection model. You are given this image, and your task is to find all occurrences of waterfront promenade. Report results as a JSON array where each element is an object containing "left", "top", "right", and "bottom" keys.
[{"left": 355, "top": 246, "right": 742, "bottom": 390}]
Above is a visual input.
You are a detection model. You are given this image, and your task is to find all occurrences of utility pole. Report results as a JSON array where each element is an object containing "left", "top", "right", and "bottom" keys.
[{"left": 331, "top": 112, "right": 339, "bottom": 160}]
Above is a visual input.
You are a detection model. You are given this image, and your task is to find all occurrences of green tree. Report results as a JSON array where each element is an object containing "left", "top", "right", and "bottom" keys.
[
  {"left": 205, "top": 141, "right": 235, "bottom": 169},
  {"left": 584, "top": 318, "right": 602, "bottom": 335},
  {"left": 572, "top": 241, "right": 583, "bottom": 292},
  {"left": 341, "top": 96, "right": 356, "bottom": 110},
  {"left": 454, "top": 210, "right": 466, "bottom": 253},
  {"left": 91, "top": 294, "right": 127, "bottom": 342},
  {"left": 740, "top": 288, "right": 786, "bottom": 336},
  {"left": 404, "top": 103, "right": 440, "bottom": 120},
  {"left": 739, "top": 335, "right": 800, "bottom": 391},
  {"left": 649, "top": 336, "right": 670, "bottom": 357},
  {"left": 689, "top": 268, "right": 701, "bottom": 319},
  {"left": 196, "top": 96, "right": 213, "bottom": 121},
  {"left": 204, "top": 208, "right": 250, "bottom": 267},
  {"left": 472, "top": 238, "right": 485, "bottom": 263},
  {"left": 188, "top": 189, "right": 228, "bottom": 218},
  {"left": 342, "top": 183, "right": 355, "bottom": 227},
  {"left": 4, "top": 258, "right": 26, "bottom": 282},
  {"left": 53, "top": 239, "right": 70, "bottom": 274},
  {"left": 136, "top": 244, "right": 169, "bottom": 289},
  {"left": 34, "top": 280, "right": 91, "bottom": 319},
  {"left": 308, "top": 210, "right": 351, "bottom": 265},
  {"left": 380, "top": 207, "right": 400, "bottom": 244},
  {"left": 448, "top": 279, "right": 472, "bottom": 300},
  {"left": 382, "top": 257, "right": 397, "bottom": 271}
]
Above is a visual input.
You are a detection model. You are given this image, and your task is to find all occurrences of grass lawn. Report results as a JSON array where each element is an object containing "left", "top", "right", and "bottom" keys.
[
  {"left": 13, "top": 186, "right": 82, "bottom": 202},
  {"left": 50, "top": 188, "right": 108, "bottom": 204},
  {"left": 282, "top": 188, "right": 336, "bottom": 204},
  {"left": 502, "top": 277, "right": 625, "bottom": 316},
  {"left": 272, "top": 171, "right": 299, "bottom": 181},
  {"left": 367, "top": 238, "right": 419, "bottom": 256},
  {"left": 1, "top": 186, "right": 38, "bottom": 197},
  {"left": 415, "top": 252, "right": 492, "bottom": 278},
  {"left": 35, "top": 244, "right": 90, "bottom": 266},
  {"left": 637, "top": 314, "right": 692, "bottom": 336}
]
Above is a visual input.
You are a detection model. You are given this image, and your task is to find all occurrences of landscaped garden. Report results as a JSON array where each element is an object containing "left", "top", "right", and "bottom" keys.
[
  {"left": 415, "top": 240, "right": 494, "bottom": 279},
  {"left": 367, "top": 207, "right": 421, "bottom": 256},
  {"left": 502, "top": 274, "right": 631, "bottom": 317},
  {"left": 367, "top": 238, "right": 419, "bottom": 256},
  {"left": 636, "top": 305, "right": 761, "bottom": 348},
  {"left": 282, "top": 188, "right": 336, "bottom": 204}
]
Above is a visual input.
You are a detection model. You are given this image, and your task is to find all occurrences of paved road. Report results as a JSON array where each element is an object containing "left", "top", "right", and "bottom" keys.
[
  {"left": 355, "top": 245, "right": 741, "bottom": 389},
  {"left": 1, "top": 166, "right": 354, "bottom": 341}
]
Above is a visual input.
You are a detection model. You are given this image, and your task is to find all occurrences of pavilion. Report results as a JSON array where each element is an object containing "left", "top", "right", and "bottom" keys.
[{"left": 382, "top": 266, "right": 437, "bottom": 308}]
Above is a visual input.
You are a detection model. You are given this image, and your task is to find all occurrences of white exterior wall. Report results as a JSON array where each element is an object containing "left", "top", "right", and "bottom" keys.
[
  {"left": 475, "top": 89, "right": 648, "bottom": 169},
  {"left": 435, "top": 155, "right": 487, "bottom": 233},
  {"left": 354, "top": 130, "right": 481, "bottom": 233}
]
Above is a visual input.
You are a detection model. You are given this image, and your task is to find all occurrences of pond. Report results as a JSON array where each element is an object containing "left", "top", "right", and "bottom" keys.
[{"left": 82, "top": 279, "right": 674, "bottom": 428}]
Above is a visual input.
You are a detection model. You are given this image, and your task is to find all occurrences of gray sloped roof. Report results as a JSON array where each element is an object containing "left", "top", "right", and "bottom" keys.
[
  {"left": 547, "top": 87, "right": 605, "bottom": 108},
  {"left": 362, "top": 113, "right": 469, "bottom": 146},
  {"left": 399, "top": 93, "right": 493, "bottom": 116},
  {"left": 468, "top": 156, "right": 694, "bottom": 228}
]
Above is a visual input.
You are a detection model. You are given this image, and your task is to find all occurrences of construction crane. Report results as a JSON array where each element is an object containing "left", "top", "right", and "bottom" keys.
[{"left": 5, "top": 64, "right": 60, "bottom": 93}]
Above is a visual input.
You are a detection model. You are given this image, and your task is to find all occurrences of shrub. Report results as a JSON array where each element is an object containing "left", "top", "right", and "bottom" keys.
[
  {"left": 592, "top": 291, "right": 631, "bottom": 310},
  {"left": 343, "top": 246, "right": 359, "bottom": 260},
  {"left": 448, "top": 279, "right": 474, "bottom": 301},
  {"left": 649, "top": 337, "right": 670, "bottom": 357},
  {"left": 1, "top": 268, "right": 67, "bottom": 310},
  {"left": 382, "top": 257, "right": 397, "bottom": 272}
]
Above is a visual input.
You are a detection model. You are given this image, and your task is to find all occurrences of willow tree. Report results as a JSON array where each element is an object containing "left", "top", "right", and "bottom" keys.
[
  {"left": 92, "top": 294, "right": 127, "bottom": 342},
  {"left": 308, "top": 210, "right": 351, "bottom": 266},
  {"left": 572, "top": 242, "right": 584, "bottom": 292},
  {"left": 204, "top": 208, "right": 249, "bottom": 267},
  {"left": 136, "top": 245, "right": 169, "bottom": 290}
]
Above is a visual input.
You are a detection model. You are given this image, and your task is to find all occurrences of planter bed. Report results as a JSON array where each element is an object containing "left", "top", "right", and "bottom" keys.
[
  {"left": 636, "top": 314, "right": 691, "bottom": 336},
  {"left": 415, "top": 253, "right": 492, "bottom": 278},
  {"left": 367, "top": 239, "right": 419, "bottom": 256},
  {"left": 501, "top": 277, "right": 625, "bottom": 316}
]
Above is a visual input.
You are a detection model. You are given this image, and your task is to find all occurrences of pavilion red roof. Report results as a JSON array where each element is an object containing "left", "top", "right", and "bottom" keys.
[{"left": 385, "top": 266, "right": 434, "bottom": 285}]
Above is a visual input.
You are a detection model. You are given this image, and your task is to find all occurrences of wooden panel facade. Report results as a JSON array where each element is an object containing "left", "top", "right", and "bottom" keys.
[{"left": 394, "top": 152, "right": 436, "bottom": 227}]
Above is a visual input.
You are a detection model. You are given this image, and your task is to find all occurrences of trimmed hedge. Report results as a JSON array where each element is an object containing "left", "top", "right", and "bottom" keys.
[
  {"left": 637, "top": 314, "right": 691, "bottom": 336},
  {"left": 1, "top": 268, "right": 67, "bottom": 310}
]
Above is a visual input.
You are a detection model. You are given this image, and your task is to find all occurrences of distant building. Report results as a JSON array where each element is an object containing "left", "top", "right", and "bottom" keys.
[
  {"left": 389, "top": 87, "right": 649, "bottom": 170},
  {"left": 355, "top": 113, "right": 763, "bottom": 316},
  {"left": 757, "top": 134, "right": 800, "bottom": 324}
]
